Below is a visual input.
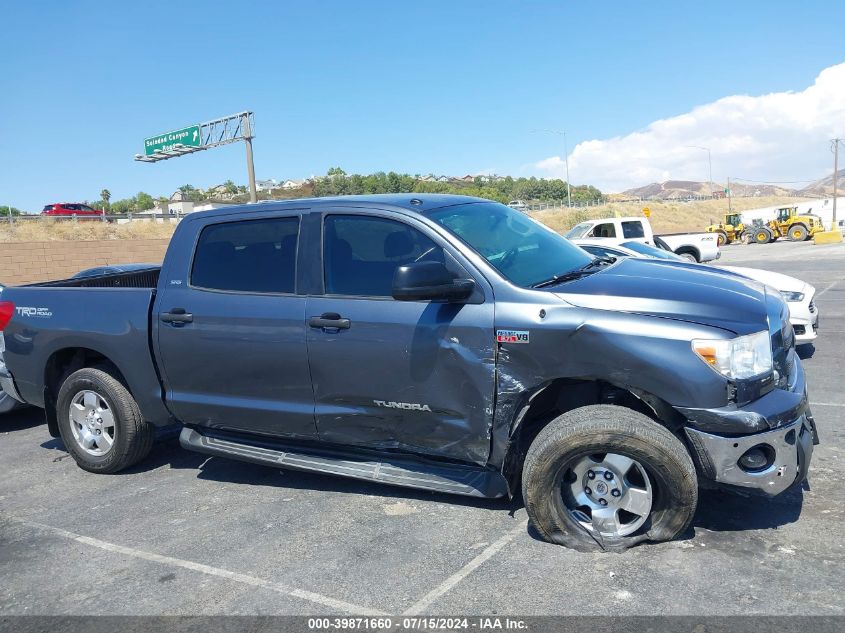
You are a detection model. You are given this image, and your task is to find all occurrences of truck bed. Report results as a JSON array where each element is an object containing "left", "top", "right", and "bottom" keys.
[
  {"left": 28, "top": 266, "right": 161, "bottom": 289},
  {"left": 1, "top": 267, "right": 171, "bottom": 426}
]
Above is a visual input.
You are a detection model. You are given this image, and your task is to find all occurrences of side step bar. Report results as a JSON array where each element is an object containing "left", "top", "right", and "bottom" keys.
[{"left": 180, "top": 427, "right": 508, "bottom": 498}]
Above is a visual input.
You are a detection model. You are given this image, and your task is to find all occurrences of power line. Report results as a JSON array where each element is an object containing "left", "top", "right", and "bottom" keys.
[{"left": 730, "top": 177, "right": 818, "bottom": 184}]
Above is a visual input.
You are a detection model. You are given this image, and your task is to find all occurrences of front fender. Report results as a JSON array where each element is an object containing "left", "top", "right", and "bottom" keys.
[{"left": 488, "top": 302, "right": 731, "bottom": 469}]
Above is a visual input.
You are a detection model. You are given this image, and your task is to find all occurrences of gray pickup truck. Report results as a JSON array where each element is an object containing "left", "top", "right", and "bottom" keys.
[{"left": 0, "top": 195, "right": 817, "bottom": 551}]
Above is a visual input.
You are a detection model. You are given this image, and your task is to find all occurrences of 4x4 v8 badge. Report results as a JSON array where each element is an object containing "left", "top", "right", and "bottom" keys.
[{"left": 496, "top": 329, "right": 529, "bottom": 344}]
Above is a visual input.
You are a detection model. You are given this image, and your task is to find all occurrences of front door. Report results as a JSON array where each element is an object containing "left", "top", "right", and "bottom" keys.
[
  {"left": 154, "top": 214, "right": 317, "bottom": 439},
  {"left": 305, "top": 211, "right": 496, "bottom": 466}
]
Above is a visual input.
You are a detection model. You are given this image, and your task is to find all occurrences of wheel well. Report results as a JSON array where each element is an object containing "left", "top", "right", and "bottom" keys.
[
  {"left": 501, "top": 378, "right": 686, "bottom": 492},
  {"left": 42, "top": 348, "right": 124, "bottom": 437},
  {"left": 674, "top": 246, "right": 700, "bottom": 261}
]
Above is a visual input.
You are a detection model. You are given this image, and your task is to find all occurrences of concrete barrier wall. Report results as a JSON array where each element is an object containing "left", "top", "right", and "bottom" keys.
[{"left": 0, "top": 239, "right": 170, "bottom": 285}]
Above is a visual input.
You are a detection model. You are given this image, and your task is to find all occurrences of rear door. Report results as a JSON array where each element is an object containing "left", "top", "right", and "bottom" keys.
[
  {"left": 589, "top": 222, "right": 617, "bottom": 238},
  {"left": 154, "top": 212, "right": 317, "bottom": 439},
  {"left": 621, "top": 219, "right": 649, "bottom": 244},
  {"left": 305, "top": 209, "right": 496, "bottom": 465}
]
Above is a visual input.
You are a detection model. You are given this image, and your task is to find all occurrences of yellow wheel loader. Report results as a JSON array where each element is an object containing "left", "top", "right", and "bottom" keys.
[{"left": 706, "top": 212, "right": 747, "bottom": 246}]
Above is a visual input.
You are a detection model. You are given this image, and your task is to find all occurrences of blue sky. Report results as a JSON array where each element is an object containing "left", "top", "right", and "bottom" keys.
[{"left": 2, "top": 0, "right": 844, "bottom": 210}]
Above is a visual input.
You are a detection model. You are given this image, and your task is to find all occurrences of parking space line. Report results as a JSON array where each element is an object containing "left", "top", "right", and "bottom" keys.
[
  {"left": 816, "top": 281, "right": 838, "bottom": 298},
  {"left": 402, "top": 520, "right": 527, "bottom": 615},
  {"left": 810, "top": 401, "right": 845, "bottom": 408},
  {"left": 18, "top": 518, "right": 386, "bottom": 615}
]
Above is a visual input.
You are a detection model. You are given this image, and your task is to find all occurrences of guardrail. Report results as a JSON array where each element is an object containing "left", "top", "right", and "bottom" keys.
[{"left": 4, "top": 212, "right": 184, "bottom": 224}]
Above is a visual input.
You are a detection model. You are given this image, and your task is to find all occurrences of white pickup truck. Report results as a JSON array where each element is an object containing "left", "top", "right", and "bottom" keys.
[{"left": 563, "top": 216, "right": 720, "bottom": 262}]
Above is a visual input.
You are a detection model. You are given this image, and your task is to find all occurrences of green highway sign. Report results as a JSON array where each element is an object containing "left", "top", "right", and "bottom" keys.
[{"left": 144, "top": 125, "right": 201, "bottom": 156}]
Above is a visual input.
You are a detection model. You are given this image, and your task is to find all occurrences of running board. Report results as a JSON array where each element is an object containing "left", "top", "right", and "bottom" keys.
[{"left": 180, "top": 427, "right": 508, "bottom": 498}]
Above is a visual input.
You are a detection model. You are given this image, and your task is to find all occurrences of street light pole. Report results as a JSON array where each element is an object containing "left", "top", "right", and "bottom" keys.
[
  {"left": 532, "top": 128, "right": 572, "bottom": 208},
  {"left": 832, "top": 140, "right": 839, "bottom": 230},
  {"left": 687, "top": 145, "right": 713, "bottom": 196},
  {"left": 563, "top": 132, "right": 572, "bottom": 209}
]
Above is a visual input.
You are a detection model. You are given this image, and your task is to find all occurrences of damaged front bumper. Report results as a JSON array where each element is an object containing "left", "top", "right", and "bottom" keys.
[
  {"left": 685, "top": 413, "right": 816, "bottom": 496},
  {"left": 678, "top": 350, "right": 817, "bottom": 496}
]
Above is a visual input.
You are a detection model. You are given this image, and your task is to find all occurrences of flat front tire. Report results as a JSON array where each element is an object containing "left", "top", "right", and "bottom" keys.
[
  {"left": 56, "top": 366, "right": 154, "bottom": 473},
  {"left": 522, "top": 405, "right": 697, "bottom": 551}
]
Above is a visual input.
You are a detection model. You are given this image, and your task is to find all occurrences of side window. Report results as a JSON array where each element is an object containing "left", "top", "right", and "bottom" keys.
[
  {"left": 191, "top": 217, "right": 299, "bottom": 293},
  {"left": 324, "top": 215, "right": 444, "bottom": 297},
  {"left": 591, "top": 222, "right": 616, "bottom": 238},
  {"left": 622, "top": 221, "right": 645, "bottom": 239}
]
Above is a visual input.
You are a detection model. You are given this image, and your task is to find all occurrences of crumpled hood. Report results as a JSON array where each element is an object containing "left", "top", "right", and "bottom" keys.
[{"left": 553, "top": 257, "right": 769, "bottom": 335}]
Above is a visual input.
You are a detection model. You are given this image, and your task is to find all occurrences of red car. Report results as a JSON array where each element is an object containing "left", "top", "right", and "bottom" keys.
[{"left": 41, "top": 203, "right": 102, "bottom": 216}]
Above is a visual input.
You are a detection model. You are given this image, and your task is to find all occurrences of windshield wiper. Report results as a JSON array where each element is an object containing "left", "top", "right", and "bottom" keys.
[{"left": 531, "top": 257, "right": 615, "bottom": 288}]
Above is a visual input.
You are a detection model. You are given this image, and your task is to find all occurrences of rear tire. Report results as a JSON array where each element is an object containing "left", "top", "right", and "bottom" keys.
[
  {"left": 522, "top": 405, "right": 697, "bottom": 551},
  {"left": 788, "top": 224, "right": 808, "bottom": 242},
  {"left": 56, "top": 365, "right": 154, "bottom": 473},
  {"left": 677, "top": 252, "right": 698, "bottom": 263}
]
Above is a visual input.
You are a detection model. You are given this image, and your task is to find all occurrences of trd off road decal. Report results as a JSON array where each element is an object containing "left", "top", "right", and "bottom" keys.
[{"left": 496, "top": 329, "right": 530, "bottom": 344}]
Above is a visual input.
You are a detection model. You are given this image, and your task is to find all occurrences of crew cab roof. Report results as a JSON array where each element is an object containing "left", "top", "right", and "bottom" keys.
[{"left": 189, "top": 194, "right": 492, "bottom": 221}]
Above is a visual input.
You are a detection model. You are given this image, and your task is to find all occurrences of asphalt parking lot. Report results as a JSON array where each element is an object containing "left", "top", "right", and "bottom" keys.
[{"left": 1, "top": 239, "right": 843, "bottom": 616}]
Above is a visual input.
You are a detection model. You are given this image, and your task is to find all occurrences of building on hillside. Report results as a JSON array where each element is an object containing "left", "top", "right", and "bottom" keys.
[
  {"left": 436, "top": 175, "right": 451, "bottom": 183},
  {"left": 281, "top": 179, "right": 306, "bottom": 189},
  {"left": 256, "top": 179, "right": 279, "bottom": 192},
  {"left": 206, "top": 184, "right": 230, "bottom": 197}
]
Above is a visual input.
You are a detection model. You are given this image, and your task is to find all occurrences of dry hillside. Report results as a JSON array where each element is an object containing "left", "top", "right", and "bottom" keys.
[
  {"left": 0, "top": 219, "right": 177, "bottom": 242},
  {"left": 0, "top": 195, "right": 814, "bottom": 243}
]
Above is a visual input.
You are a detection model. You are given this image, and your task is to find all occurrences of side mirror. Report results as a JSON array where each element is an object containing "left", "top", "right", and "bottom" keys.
[{"left": 392, "top": 261, "right": 475, "bottom": 302}]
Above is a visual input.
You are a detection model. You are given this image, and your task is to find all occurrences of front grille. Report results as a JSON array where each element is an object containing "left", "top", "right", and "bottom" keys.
[{"left": 793, "top": 325, "right": 806, "bottom": 335}]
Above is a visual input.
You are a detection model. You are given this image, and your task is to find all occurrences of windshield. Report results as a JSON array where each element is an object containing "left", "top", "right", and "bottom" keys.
[
  {"left": 426, "top": 202, "right": 592, "bottom": 287},
  {"left": 564, "top": 222, "right": 593, "bottom": 239},
  {"left": 620, "top": 240, "right": 684, "bottom": 261}
]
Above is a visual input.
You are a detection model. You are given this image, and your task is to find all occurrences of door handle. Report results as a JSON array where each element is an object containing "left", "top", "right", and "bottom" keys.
[
  {"left": 161, "top": 308, "right": 193, "bottom": 325},
  {"left": 309, "top": 313, "right": 351, "bottom": 330}
]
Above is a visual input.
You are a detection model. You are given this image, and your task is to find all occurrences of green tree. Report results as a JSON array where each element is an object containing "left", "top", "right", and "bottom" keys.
[
  {"left": 2, "top": 205, "right": 23, "bottom": 217},
  {"left": 223, "top": 179, "right": 238, "bottom": 194},
  {"left": 100, "top": 189, "right": 111, "bottom": 212},
  {"left": 326, "top": 166, "right": 346, "bottom": 177},
  {"left": 135, "top": 192, "right": 155, "bottom": 211}
]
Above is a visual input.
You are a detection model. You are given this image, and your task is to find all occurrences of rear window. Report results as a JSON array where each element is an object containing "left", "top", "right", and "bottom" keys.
[
  {"left": 622, "top": 221, "right": 645, "bottom": 238},
  {"left": 191, "top": 217, "right": 299, "bottom": 293}
]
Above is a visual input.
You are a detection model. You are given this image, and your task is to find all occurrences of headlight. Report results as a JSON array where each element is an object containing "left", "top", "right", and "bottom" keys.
[
  {"left": 692, "top": 330, "right": 772, "bottom": 380},
  {"left": 780, "top": 290, "right": 804, "bottom": 302}
]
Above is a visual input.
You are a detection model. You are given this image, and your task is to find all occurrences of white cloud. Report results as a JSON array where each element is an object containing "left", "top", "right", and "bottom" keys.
[{"left": 534, "top": 62, "right": 845, "bottom": 192}]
